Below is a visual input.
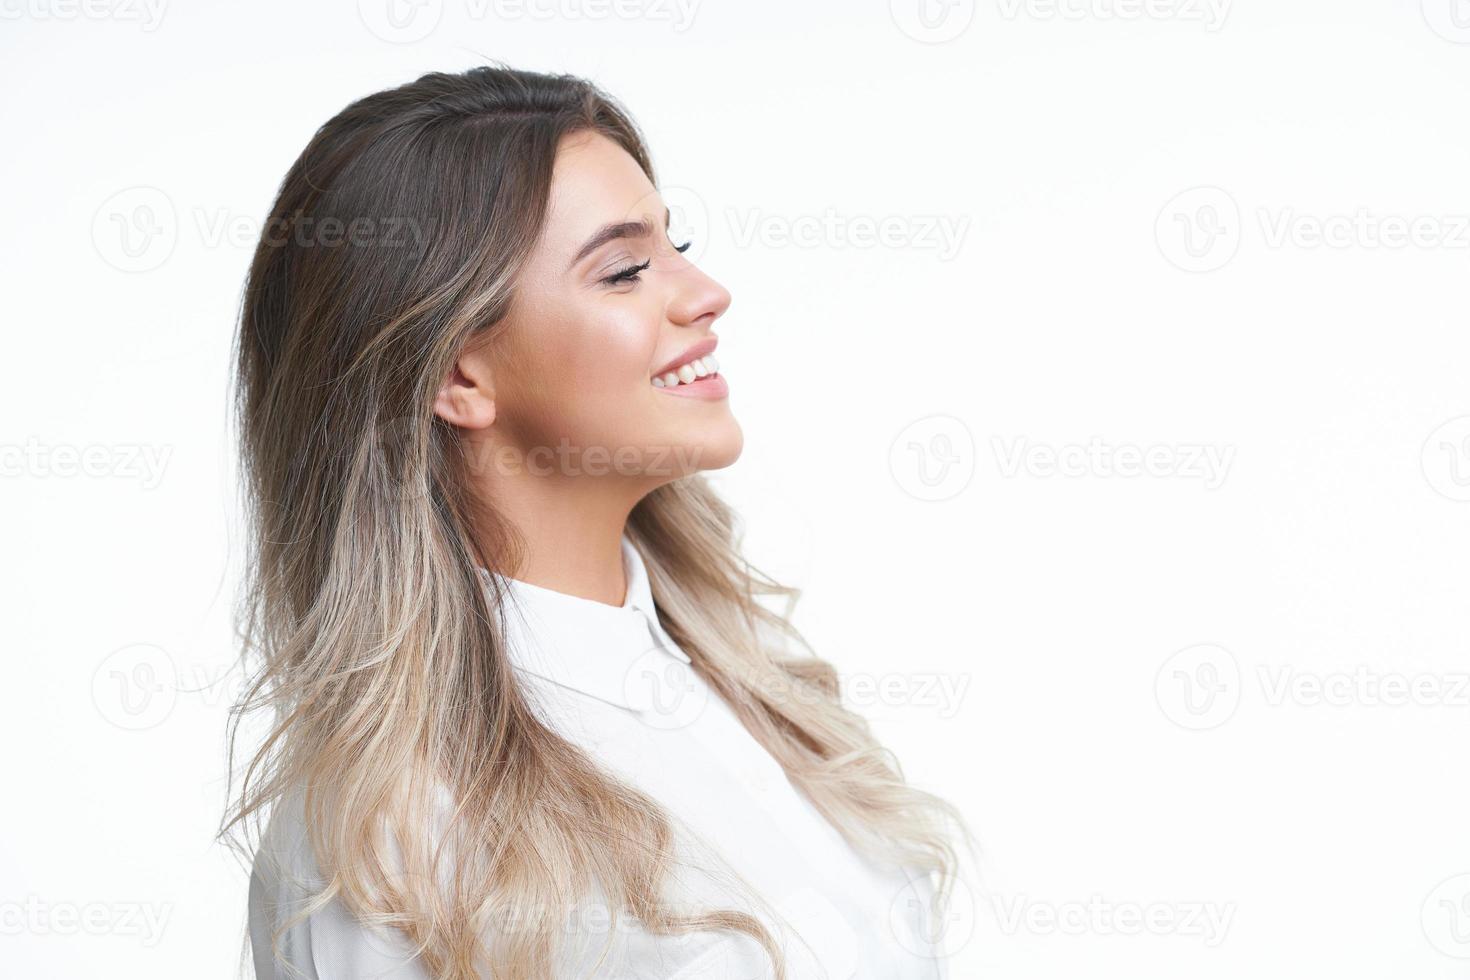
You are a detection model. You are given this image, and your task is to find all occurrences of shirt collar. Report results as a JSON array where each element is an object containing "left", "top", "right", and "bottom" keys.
[{"left": 481, "top": 534, "right": 692, "bottom": 713}]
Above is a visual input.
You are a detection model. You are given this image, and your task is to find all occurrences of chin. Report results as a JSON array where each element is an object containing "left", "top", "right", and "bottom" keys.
[
  {"left": 696, "top": 440, "right": 743, "bottom": 473},
  {"left": 672, "top": 421, "right": 743, "bottom": 476}
]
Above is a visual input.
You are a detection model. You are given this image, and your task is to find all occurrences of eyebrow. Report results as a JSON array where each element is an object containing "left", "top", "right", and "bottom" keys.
[{"left": 568, "top": 207, "right": 671, "bottom": 270}]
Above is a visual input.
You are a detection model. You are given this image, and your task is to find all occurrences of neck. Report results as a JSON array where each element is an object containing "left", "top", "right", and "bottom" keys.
[{"left": 474, "top": 455, "right": 655, "bottom": 607}]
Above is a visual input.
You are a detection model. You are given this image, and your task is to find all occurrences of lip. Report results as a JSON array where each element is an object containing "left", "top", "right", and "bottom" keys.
[
  {"left": 651, "top": 335, "right": 718, "bottom": 379},
  {"left": 658, "top": 373, "right": 729, "bottom": 400}
]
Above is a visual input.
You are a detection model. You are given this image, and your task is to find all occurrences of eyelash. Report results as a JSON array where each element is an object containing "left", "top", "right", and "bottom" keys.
[{"left": 601, "top": 241, "right": 693, "bottom": 286}]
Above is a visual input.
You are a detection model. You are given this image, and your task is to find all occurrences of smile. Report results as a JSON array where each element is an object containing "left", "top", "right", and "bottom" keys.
[{"left": 651, "top": 353, "right": 720, "bottom": 389}]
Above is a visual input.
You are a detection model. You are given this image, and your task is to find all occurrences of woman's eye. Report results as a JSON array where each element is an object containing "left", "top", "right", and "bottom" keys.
[
  {"left": 599, "top": 241, "right": 692, "bottom": 287},
  {"left": 602, "top": 258, "right": 652, "bottom": 286}
]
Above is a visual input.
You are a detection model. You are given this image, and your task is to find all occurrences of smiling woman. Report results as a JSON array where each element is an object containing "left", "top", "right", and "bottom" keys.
[{"left": 222, "top": 64, "right": 969, "bottom": 979}]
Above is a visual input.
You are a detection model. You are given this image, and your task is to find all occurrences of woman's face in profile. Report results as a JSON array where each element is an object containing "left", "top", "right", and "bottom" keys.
[{"left": 468, "top": 129, "right": 741, "bottom": 481}]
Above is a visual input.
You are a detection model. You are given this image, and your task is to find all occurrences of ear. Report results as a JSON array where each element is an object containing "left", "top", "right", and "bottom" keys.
[{"left": 433, "top": 347, "right": 497, "bottom": 430}]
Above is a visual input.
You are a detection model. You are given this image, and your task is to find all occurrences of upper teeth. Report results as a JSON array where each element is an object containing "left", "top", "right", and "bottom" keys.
[{"left": 652, "top": 353, "right": 719, "bottom": 388}]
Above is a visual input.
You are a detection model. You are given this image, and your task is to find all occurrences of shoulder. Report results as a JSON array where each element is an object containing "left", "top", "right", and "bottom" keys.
[
  {"left": 245, "top": 783, "right": 767, "bottom": 980},
  {"left": 247, "top": 786, "right": 429, "bottom": 979}
]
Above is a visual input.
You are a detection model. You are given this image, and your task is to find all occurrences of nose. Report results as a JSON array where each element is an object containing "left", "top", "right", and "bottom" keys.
[{"left": 666, "top": 261, "right": 732, "bottom": 329}]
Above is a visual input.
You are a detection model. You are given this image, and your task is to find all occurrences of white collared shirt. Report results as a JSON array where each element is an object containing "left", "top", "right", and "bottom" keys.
[{"left": 248, "top": 535, "right": 946, "bottom": 979}]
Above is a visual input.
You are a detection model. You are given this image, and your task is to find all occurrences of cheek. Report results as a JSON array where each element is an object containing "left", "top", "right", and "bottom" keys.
[
  {"left": 567, "top": 306, "right": 657, "bottom": 399},
  {"left": 513, "top": 298, "right": 660, "bottom": 442}
]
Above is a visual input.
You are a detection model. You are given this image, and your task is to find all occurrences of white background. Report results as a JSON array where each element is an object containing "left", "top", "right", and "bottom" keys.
[{"left": 3, "top": 0, "right": 1469, "bottom": 976}]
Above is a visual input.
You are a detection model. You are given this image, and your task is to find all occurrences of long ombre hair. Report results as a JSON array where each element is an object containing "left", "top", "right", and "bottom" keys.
[{"left": 222, "top": 64, "right": 969, "bottom": 979}]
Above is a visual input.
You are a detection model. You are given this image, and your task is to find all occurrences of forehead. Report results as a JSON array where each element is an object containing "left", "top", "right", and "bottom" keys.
[{"left": 540, "top": 130, "right": 658, "bottom": 250}]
